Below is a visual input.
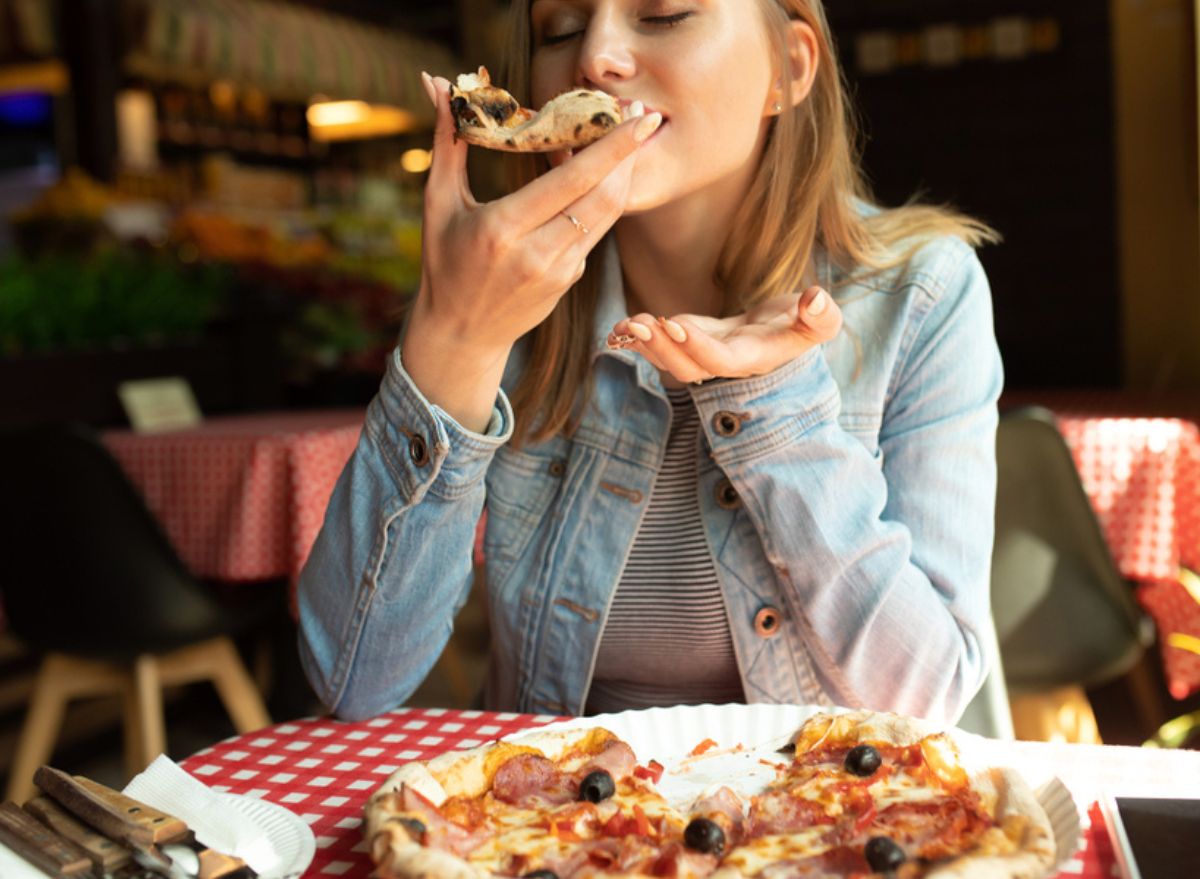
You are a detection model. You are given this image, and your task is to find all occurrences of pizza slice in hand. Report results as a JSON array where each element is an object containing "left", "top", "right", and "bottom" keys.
[{"left": 449, "top": 67, "right": 625, "bottom": 152}]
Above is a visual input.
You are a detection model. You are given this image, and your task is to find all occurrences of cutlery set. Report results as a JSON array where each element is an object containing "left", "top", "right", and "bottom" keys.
[{"left": 0, "top": 766, "right": 255, "bottom": 879}]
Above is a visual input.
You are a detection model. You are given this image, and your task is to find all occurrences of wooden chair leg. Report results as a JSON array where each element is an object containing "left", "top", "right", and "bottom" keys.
[
  {"left": 155, "top": 637, "right": 270, "bottom": 733},
  {"left": 121, "top": 679, "right": 144, "bottom": 779},
  {"left": 7, "top": 654, "right": 73, "bottom": 803},
  {"left": 205, "top": 637, "right": 271, "bottom": 733},
  {"left": 125, "top": 654, "right": 166, "bottom": 779}
]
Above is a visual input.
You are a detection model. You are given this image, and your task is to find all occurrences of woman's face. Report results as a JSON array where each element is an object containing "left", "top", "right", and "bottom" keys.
[{"left": 529, "top": 0, "right": 778, "bottom": 214}]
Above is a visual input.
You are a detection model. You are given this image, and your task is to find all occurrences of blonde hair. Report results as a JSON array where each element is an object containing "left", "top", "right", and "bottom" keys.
[{"left": 503, "top": 0, "right": 998, "bottom": 445}]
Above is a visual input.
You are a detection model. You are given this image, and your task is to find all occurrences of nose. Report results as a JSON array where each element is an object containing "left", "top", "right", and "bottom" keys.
[{"left": 576, "top": 9, "right": 636, "bottom": 86}]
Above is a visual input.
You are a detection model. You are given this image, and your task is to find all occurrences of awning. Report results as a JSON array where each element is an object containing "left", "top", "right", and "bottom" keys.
[{"left": 121, "top": 0, "right": 459, "bottom": 127}]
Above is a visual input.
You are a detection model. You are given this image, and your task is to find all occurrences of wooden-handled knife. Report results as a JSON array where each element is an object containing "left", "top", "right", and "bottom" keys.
[
  {"left": 24, "top": 795, "right": 134, "bottom": 876},
  {"left": 33, "top": 768, "right": 256, "bottom": 879},
  {"left": 0, "top": 800, "right": 96, "bottom": 877}
]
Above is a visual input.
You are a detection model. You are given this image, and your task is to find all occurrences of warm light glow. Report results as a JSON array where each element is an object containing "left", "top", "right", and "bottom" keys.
[
  {"left": 307, "top": 100, "right": 372, "bottom": 127},
  {"left": 400, "top": 148, "right": 432, "bottom": 173},
  {"left": 209, "top": 80, "right": 236, "bottom": 112},
  {"left": 306, "top": 100, "right": 421, "bottom": 141},
  {"left": 0, "top": 61, "right": 69, "bottom": 95}
]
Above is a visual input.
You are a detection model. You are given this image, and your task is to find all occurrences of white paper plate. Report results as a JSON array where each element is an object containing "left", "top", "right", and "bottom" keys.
[
  {"left": 218, "top": 793, "right": 315, "bottom": 879},
  {"left": 510, "top": 703, "right": 1080, "bottom": 874}
]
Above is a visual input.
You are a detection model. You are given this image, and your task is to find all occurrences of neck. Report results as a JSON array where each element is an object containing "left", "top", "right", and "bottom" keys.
[{"left": 615, "top": 200, "right": 728, "bottom": 319}]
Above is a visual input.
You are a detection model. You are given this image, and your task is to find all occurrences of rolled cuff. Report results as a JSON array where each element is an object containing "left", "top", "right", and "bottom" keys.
[{"left": 370, "top": 347, "right": 513, "bottom": 502}]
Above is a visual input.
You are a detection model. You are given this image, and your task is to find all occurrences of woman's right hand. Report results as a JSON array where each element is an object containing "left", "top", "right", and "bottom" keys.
[{"left": 400, "top": 73, "right": 661, "bottom": 431}]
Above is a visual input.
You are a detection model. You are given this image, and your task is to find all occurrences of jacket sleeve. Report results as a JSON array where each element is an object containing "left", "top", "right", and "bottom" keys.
[
  {"left": 691, "top": 240, "right": 1003, "bottom": 723},
  {"left": 296, "top": 347, "right": 512, "bottom": 720}
]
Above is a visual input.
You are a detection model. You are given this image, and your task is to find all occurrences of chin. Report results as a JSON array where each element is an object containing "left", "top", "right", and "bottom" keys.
[{"left": 621, "top": 165, "right": 678, "bottom": 214}]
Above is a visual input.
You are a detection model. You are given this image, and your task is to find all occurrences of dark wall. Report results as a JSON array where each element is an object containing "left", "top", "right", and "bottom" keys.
[{"left": 827, "top": 1, "right": 1121, "bottom": 389}]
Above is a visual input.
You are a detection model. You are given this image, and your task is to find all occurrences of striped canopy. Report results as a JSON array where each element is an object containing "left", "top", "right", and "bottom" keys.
[{"left": 123, "top": 0, "right": 458, "bottom": 124}]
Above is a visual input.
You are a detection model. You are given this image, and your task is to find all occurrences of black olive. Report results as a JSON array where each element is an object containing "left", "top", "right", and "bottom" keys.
[
  {"left": 578, "top": 769, "right": 616, "bottom": 803},
  {"left": 683, "top": 817, "right": 727, "bottom": 856},
  {"left": 864, "top": 836, "right": 906, "bottom": 872},
  {"left": 522, "top": 872, "right": 559, "bottom": 879},
  {"left": 392, "top": 816, "right": 425, "bottom": 842},
  {"left": 844, "top": 744, "right": 882, "bottom": 777}
]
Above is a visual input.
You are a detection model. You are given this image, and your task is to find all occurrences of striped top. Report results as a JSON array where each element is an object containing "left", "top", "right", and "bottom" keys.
[{"left": 585, "top": 388, "right": 745, "bottom": 714}]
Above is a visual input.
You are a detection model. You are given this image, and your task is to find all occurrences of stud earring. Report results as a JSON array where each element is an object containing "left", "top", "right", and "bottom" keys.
[{"left": 773, "top": 102, "right": 783, "bottom": 112}]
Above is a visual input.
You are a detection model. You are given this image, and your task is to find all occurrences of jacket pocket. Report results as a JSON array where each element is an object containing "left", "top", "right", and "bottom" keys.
[{"left": 484, "top": 440, "right": 568, "bottom": 574}]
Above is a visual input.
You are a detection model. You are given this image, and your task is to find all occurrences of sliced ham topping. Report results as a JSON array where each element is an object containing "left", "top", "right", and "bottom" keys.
[
  {"left": 692, "top": 786, "right": 747, "bottom": 845},
  {"left": 757, "top": 845, "right": 875, "bottom": 879},
  {"left": 577, "top": 738, "right": 638, "bottom": 783},
  {"left": 397, "top": 785, "right": 490, "bottom": 857},
  {"left": 492, "top": 752, "right": 577, "bottom": 807},
  {"left": 649, "top": 842, "right": 721, "bottom": 878},
  {"left": 866, "top": 796, "right": 993, "bottom": 860},
  {"left": 747, "top": 789, "right": 836, "bottom": 838}
]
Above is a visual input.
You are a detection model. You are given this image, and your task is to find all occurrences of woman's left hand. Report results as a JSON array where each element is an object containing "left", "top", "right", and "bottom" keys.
[{"left": 608, "top": 286, "right": 842, "bottom": 384}]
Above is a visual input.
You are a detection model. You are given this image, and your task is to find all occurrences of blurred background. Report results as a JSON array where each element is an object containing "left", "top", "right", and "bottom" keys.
[
  {"left": 0, "top": 0, "right": 1197, "bottom": 792},
  {"left": 3, "top": 0, "right": 1194, "bottom": 413}
]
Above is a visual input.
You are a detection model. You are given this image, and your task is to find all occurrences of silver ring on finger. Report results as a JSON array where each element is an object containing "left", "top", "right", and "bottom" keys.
[{"left": 561, "top": 211, "right": 589, "bottom": 235}]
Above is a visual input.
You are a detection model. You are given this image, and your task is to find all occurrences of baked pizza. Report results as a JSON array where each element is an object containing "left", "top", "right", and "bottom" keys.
[
  {"left": 364, "top": 709, "right": 1058, "bottom": 879},
  {"left": 449, "top": 67, "right": 625, "bottom": 152}
]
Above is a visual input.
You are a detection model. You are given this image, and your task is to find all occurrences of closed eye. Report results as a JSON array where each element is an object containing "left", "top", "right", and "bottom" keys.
[
  {"left": 540, "top": 30, "right": 582, "bottom": 46},
  {"left": 643, "top": 12, "right": 692, "bottom": 27}
]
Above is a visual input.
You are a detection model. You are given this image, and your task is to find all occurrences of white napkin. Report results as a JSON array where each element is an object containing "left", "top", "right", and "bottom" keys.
[{"left": 124, "top": 754, "right": 279, "bottom": 875}]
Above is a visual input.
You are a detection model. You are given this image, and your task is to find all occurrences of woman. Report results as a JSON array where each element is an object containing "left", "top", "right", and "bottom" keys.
[{"left": 297, "top": 0, "right": 1003, "bottom": 723}]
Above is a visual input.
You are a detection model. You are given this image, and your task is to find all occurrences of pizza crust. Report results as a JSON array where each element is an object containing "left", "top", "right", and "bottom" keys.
[
  {"left": 789, "top": 708, "right": 943, "bottom": 751},
  {"left": 370, "top": 823, "right": 483, "bottom": 879},
  {"left": 450, "top": 67, "right": 623, "bottom": 152},
  {"left": 922, "top": 767, "right": 1057, "bottom": 879}
]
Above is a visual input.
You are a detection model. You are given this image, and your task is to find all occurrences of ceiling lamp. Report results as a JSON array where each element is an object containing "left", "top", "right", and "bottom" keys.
[{"left": 307, "top": 99, "right": 420, "bottom": 142}]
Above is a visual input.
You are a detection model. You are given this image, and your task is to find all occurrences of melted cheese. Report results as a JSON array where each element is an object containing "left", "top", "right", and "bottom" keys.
[{"left": 721, "top": 829, "right": 832, "bottom": 874}]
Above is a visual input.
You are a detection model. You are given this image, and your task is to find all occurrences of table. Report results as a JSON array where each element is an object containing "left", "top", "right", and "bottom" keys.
[
  {"left": 180, "top": 707, "right": 1200, "bottom": 879},
  {"left": 102, "top": 410, "right": 363, "bottom": 585},
  {"left": 1002, "top": 394, "right": 1200, "bottom": 700}
]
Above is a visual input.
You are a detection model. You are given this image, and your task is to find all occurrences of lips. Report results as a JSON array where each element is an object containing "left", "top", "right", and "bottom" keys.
[
  {"left": 559, "top": 98, "right": 665, "bottom": 161},
  {"left": 618, "top": 99, "right": 666, "bottom": 123}
]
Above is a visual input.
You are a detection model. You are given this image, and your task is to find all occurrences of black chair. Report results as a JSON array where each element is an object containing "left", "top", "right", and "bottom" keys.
[
  {"left": 0, "top": 423, "right": 274, "bottom": 801},
  {"left": 989, "top": 406, "right": 1158, "bottom": 740}
]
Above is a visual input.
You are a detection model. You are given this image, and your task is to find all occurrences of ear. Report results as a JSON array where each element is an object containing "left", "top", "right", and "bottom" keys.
[{"left": 767, "top": 19, "right": 819, "bottom": 115}]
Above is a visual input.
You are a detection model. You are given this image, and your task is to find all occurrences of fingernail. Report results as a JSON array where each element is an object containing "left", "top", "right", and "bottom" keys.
[
  {"left": 659, "top": 316, "right": 687, "bottom": 343},
  {"left": 628, "top": 321, "right": 653, "bottom": 342},
  {"left": 628, "top": 100, "right": 645, "bottom": 119},
  {"left": 807, "top": 289, "right": 828, "bottom": 316},
  {"left": 420, "top": 71, "right": 437, "bottom": 108},
  {"left": 634, "top": 112, "right": 663, "bottom": 143}
]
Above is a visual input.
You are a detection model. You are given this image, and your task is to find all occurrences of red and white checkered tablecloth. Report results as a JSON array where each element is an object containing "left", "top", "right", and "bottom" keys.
[
  {"left": 1057, "top": 416, "right": 1200, "bottom": 581},
  {"left": 102, "top": 410, "right": 363, "bottom": 585},
  {"left": 179, "top": 707, "right": 1200, "bottom": 879},
  {"left": 1054, "top": 415, "right": 1200, "bottom": 699}
]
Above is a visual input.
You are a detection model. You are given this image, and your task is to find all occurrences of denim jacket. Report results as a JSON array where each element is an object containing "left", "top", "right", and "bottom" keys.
[{"left": 298, "top": 233, "right": 1003, "bottom": 723}]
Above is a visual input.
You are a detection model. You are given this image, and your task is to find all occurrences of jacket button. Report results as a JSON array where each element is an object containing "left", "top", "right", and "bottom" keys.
[
  {"left": 714, "top": 478, "right": 741, "bottom": 509},
  {"left": 548, "top": 459, "right": 566, "bottom": 477},
  {"left": 713, "top": 411, "right": 743, "bottom": 437},
  {"left": 754, "top": 606, "right": 782, "bottom": 638},
  {"left": 409, "top": 433, "right": 429, "bottom": 466}
]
